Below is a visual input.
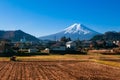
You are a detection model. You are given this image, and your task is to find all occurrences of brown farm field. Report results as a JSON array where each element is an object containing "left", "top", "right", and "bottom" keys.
[
  {"left": 0, "top": 54, "right": 120, "bottom": 80},
  {"left": 0, "top": 61, "right": 120, "bottom": 80}
]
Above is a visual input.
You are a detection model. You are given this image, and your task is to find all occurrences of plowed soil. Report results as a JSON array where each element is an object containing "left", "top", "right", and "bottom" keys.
[{"left": 0, "top": 61, "right": 120, "bottom": 80}]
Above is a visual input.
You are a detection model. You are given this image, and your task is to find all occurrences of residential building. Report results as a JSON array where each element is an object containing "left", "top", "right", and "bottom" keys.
[
  {"left": 66, "top": 41, "right": 76, "bottom": 50},
  {"left": 51, "top": 42, "right": 66, "bottom": 51}
]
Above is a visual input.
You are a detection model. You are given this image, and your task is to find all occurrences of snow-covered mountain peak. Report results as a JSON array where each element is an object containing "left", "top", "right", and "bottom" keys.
[
  {"left": 39, "top": 23, "right": 100, "bottom": 40},
  {"left": 64, "top": 23, "right": 90, "bottom": 34}
]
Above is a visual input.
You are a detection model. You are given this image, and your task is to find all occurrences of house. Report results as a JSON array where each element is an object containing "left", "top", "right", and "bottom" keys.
[
  {"left": 105, "top": 41, "right": 116, "bottom": 48},
  {"left": 113, "top": 40, "right": 120, "bottom": 47},
  {"left": 49, "top": 42, "right": 66, "bottom": 54},
  {"left": 41, "top": 40, "right": 56, "bottom": 48},
  {"left": 66, "top": 41, "right": 76, "bottom": 50},
  {"left": 28, "top": 48, "right": 38, "bottom": 53},
  {"left": 51, "top": 42, "right": 66, "bottom": 51},
  {"left": 41, "top": 48, "right": 50, "bottom": 53}
]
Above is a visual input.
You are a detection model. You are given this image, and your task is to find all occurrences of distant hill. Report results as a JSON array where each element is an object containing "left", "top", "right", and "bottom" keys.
[
  {"left": 0, "top": 30, "right": 40, "bottom": 42},
  {"left": 91, "top": 31, "right": 120, "bottom": 41},
  {"left": 39, "top": 23, "right": 100, "bottom": 40}
]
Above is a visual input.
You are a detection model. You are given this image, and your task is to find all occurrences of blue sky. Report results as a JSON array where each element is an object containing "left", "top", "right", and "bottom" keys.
[{"left": 0, "top": 0, "right": 120, "bottom": 37}]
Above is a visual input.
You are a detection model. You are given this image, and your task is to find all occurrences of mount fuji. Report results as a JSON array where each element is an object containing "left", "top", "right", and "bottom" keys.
[{"left": 39, "top": 23, "right": 100, "bottom": 40}]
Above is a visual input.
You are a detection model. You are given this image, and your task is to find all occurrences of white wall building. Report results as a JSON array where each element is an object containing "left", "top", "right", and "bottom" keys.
[
  {"left": 28, "top": 49, "right": 38, "bottom": 53},
  {"left": 66, "top": 41, "right": 76, "bottom": 49}
]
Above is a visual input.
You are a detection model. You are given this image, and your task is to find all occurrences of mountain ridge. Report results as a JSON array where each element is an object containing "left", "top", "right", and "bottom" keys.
[
  {"left": 91, "top": 31, "right": 120, "bottom": 41},
  {"left": 0, "top": 30, "right": 40, "bottom": 42}
]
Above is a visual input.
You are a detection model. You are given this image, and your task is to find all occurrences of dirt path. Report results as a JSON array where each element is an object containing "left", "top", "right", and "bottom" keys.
[{"left": 0, "top": 61, "right": 120, "bottom": 80}]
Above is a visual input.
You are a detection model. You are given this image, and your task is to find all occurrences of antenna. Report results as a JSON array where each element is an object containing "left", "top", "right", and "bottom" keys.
[{"left": 54, "top": 35, "right": 56, "bottom": 41}]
